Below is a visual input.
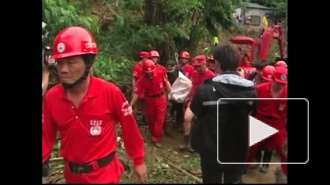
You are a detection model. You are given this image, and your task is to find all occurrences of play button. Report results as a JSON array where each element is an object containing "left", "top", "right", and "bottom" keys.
[{"left": 249, "top": 116, "right": 279, "bottom": 147}]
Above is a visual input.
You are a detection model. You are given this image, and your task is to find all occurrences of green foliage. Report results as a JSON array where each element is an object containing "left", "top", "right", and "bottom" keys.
[{"left": 43, "top": 0, "right": 243, "bottom": 86}]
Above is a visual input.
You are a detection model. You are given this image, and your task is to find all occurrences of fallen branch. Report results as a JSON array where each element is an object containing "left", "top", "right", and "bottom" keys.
[
  {"left": 165, "top": 159, "right": 202, "bottom": 184},
  {"left": 50, "top": 157, "right": 64, "bottom": 162}
]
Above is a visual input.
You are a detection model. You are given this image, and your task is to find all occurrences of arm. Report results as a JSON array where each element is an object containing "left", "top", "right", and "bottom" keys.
[
  {"left": 130, "top": 78, "right": 143, "bottom": 107},
  {"left": 42, "top": 68, "right": 50, "bottom": 96},
  {"left": 113, "top": 87, "right": 145, "bottom": 166},
  {"left": 42, "top": 94, "right": 57, "bottom": 178},
  {"left": 190, "top": 86, "right": 204, "bottom": 118}
]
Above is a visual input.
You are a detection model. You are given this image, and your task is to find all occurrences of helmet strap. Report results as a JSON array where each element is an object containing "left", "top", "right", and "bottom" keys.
[{"left": 62, "top": 62, "right": 93, "bottom": 89}]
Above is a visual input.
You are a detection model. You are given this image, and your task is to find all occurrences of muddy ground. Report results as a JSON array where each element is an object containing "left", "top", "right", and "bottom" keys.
[{"left": 47, "top": 111, "right": 282, "bottom": 184}]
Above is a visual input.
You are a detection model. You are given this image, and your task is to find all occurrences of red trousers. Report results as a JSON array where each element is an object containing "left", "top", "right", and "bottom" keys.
[
  {"left": 144, "top": 96, "right": 167, "bottom": 142},
  {"left": 247, "top": 128, "right": 287, "bottom": 176},
  {"left": 64, "top": 156, "right": 124, "bottom": 183}
]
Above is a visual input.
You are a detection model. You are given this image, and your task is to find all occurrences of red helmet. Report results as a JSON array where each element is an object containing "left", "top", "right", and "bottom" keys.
[
  {"left": 149, "top": 50, "right": 160, "bottom": 58},
  {"left": 139, "top": 51, "right": 149, "bottom": 59},
  {"left": 273, "top": 66, "right": 288, "bottom": 84},
  {"left": 180, "top": 51, "right": 190, "bottom": 59},
  {"left": 52, "top": 26, "right": 97, "bottom": 59},
  {"left": 274, "top": 60, "right": 287, "bottom": 68},
  {"left": 261, "top": 65, "right": 275, "bottom": 82},
  {"left": 142, "top": 59, "right": 156, "bottom": 73},
  {"left": 192, "top": 55, "right": 207, "bottom": 66}
]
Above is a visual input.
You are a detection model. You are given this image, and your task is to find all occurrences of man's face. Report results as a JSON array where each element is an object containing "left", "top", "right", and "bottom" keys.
[
  {"left": 194, "top": 64, "right": 207, "bottom": 74},
  {"left": 272, "top": 81, "right": 285, "bottom": 90},
  {"left": 207, "top": 61, "right": 216, "bottom": 72},
  {"left": 180, "top": 58, "right": 188, "bottom": 65},
  {"left": 151, "top": 57, "right": 159, "bottom": 64},
  {"left": 56, "top": 56, "right": 86, "bottom": 84},
  {"left": 145, "top": 72, "right": 154, "bottom": 79}
]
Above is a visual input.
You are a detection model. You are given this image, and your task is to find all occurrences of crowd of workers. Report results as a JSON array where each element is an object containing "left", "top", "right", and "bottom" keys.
[{"left": 42, "top": 25, "right": 288, "bottom": 184}]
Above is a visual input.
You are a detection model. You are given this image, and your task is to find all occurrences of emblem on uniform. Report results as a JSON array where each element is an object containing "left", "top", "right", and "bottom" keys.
[
  {"left": 90, "top": 125, "right": 101, "bottom": 136},
  {"left": 57, "top": 42, "right": 65, "bottom": 53},
  {"left": 280, "top": 74, "right": 287, "bottom": 81},
  {"left": 89, "top": 120, "right": 103, "bottom": 136},
  {"left": 279, "top": 104, "right": 286, "bottom": 111},
  {"left": 121, "top": 101, "right": 132, "bottom": 116},
  {"left": 267, "top": 74, "right": 272, "bottom": 79}
]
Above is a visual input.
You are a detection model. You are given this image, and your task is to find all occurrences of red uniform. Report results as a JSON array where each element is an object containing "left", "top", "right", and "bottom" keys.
[
  {"left": 187, "top": 69, "right": 215, "bottom": 107},
  {"left": 135, "top": 70, "right": 167, "bottom": 143},
  {"left": 132, "top": 62, "right": 143, "bottom": 82},
  {"left": 132, "top": 62, "right": 144, "bottom": 99},
  {"left": 181, "top": 64, "right": 195, "bottom": 80},
  {"left": 156, "top": 64, "right": 168, "bottom": 80},
  {"left": 246, "top": 82, "right": 287, "bottom": 175},
  {"left": 43, "top": 75, "right": 145, "bottom": 183}
]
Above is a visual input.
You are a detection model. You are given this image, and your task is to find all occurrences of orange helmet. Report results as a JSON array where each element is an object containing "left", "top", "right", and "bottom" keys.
[
  {"left": 261, "top": 65, "right": 275, "bottom": 82},
  {"left": 142, "top": 59, "right": 156, "bottom": 73},
  {"left": 149, "top": 50, "right": 160, "bottom": 58},
  {"left": 139, "top": 51, "right": 149, "bottom": 59},
  {"left": 179, "top": 51, "right": 190, "bottom": 59},
  {"left": 52, "top": 26, "right": 97, "bottom": 59},
  {"left": 274, "top": 60, "right": 287, "bottom": 68},
  {"left": 192, "top": 55, "right": 207, "bottom": 66}
]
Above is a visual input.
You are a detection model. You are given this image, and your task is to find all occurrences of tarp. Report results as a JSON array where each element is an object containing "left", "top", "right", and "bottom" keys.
[{"left": 169, "top": 71, "right": 192, "bottom": 103}]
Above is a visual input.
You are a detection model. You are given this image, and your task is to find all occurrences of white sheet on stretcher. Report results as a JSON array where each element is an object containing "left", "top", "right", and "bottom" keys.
[{"left": 169, "top": 71, "right": 192, "bottom": 103}]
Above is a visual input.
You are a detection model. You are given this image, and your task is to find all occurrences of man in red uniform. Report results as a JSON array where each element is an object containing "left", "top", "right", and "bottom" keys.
[
  {"left": 180, "top": 55, "right": 215, "bottom": 150},
  {"left": 178, "top": 51, "right": 194, "bottom": 79},
  {"left": 132, "top": 51, "right": 149, "bottom": 122},
  {"left": 246, "top": 66, "right": 288, "bottom": 177},
  {"left": 130, "top": 60, "right": 172, "bottom": 147},
  {"left": 206, "top": 55, "right": 216, "bottom": 73},
  {"left": 251, "top": 65, "right": 276, "bottom": 173},
  {"left": 42, "top": 26, "right": 146, "bottom": 184},
  {"left": 274, "top": 60, "right": 287, "bottom": 68},
  {"left": 149, "top": 50, "right": 171, "bottom": 95}
]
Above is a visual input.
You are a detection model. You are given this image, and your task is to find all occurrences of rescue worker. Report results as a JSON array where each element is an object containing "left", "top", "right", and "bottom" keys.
[
  {"left": 178, "top": 51, "right": 194, "bottom": 80},
  {"left": 190, "top": 44, "right": 257, "bottom": 183},
  {"left": 42, "top": 26, "right": 147, "bottom": 184},
  {"left": 180, "top": 55, "right": 215, "bottom": 150},
  {"left": 206, "top": 55, "right": 216, "bottom": 73},
  {"left": 251, "top": 65, "right": 276, "bottom": 173},
  {"left": 166, "top": 59, "right": 185, "bottom": 131},
  {"left": 260, "top": 14, "right": 269, "bottom": 37},
  {"left": 132, "top": 51, "right": 149, "bottom": 124},
  {"left": 246, "top": 66, "right": 288, "bottom": 178},
  {"left": 213, "top": 36, "right": 219, "bottom": 46},
  {"left": 248, "top": 60, "right": 269, "bottom": 84},
  {"left": 149, "top": 50, "right": 172, "bottom": 96},
  {"left": 274, "top": 60, "right": 287, "bottom": 68},
  {"left": 130, "top": 60, "right": 172, "bottom": 148}
]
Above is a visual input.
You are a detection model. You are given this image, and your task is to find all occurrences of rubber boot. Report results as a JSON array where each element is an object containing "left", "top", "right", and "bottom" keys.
[
  {"left": 260, "top": 150, "right": 272, "bottom": 173},
  {"left": 179, "top": 135, "right": 190, "bottom": 150},
  {"left": 275, "top": 167, "right": 287, "bottom": 184}
]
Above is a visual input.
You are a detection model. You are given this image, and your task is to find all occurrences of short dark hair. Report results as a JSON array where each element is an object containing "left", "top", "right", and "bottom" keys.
[{"left": 212, "top": 43, "right": 240, "bottom": 71}]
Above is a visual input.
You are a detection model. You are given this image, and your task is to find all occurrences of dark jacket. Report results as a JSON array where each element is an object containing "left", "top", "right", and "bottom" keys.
[
  {"left": 190, "top": 72, "right": 257, "bottom": 163},
  {"left": 167, "top": 68, "right": 185, "bottom": 85}
]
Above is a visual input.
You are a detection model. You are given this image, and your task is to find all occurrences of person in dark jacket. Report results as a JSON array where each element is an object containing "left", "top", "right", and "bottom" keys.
[
  {"left": 190, "top": 44, "right": 257, "bottom": 184},
  {"left": 166, "top": 59, "right": 185, "bottom": 131}
]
